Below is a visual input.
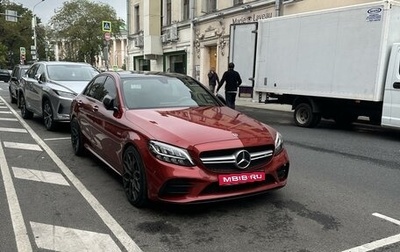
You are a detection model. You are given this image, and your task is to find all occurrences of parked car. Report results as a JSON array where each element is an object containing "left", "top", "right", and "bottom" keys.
[
  {"left": 9, "top": 64, "right": 30, "bottom": 106},
  {"left": 20, "top": 61, "right": 99, "bottom": 130},
  {"left": 70, "top": 71, "right": 290, "bottom": 208},
  {"left": 0, "top": 69, "right": 11, "bottom": 82}
]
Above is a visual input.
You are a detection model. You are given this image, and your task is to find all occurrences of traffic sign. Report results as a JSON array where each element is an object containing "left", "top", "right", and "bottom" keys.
[
  {"left": 102, "top": 21, "right": 112, "bottom": 32},
  {"left": 104, "top": 32, "right": 111, "bottom": 41},
  {"left": 20, "top": 47, "right": 26, "bottom": 55}
]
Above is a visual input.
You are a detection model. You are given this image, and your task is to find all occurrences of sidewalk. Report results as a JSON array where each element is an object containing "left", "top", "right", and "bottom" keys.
[{"left": 236, "top": 98, "right": 292, "bottom": 112}]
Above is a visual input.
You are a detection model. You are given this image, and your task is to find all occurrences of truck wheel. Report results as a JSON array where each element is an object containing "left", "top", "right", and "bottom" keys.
[{"left": 294, "top": 103, "right": 320, "bottom": 128}]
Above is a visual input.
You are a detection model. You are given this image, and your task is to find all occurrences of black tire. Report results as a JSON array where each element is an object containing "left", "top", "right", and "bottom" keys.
[
  {"left": 71, "top": 118, "right": 85, "bottom": 156},
  {"left": 20, "top": 95, "right": 33, "bottom": 119},
  {"left": 9, "top": 89, "right": 17, "bottom": 104},
  {"left": 43, "top": 100, "right": 56, "bottom": 130},
  {"left": 122, "top": 146, "right": 148, "bottom": 208},
  {"left": 294, "top": 103, "right": 320, "bottom": 128}
]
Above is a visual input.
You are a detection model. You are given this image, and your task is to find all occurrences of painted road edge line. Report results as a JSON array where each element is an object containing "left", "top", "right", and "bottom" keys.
[
  {"left": 1, "top": 95, "right": 142, "bottom": 251},
  {"left": 0, "top": 143, "right": 32, "bottom": 252}
]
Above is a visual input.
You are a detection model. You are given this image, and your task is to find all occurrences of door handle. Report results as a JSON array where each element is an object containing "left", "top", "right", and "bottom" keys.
[
  {"left": 394, "top": 82, "right": 400, "bottom": 89},
  {"left": 92, "top": 105, "right": 99, "bottom": 112}
]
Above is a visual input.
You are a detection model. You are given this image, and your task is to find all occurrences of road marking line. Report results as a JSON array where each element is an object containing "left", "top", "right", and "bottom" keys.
[
  {"left": 341, "top": 233, "right": 400, "bottom": 252},
  {"left": 1, "top": 95, "right": 142, "bottom": 251},
  {"left": 12, "top": 167, "right": 70, "bottom": 186},
  {"left": 0, "top": 143, "right": 32, "bottom": 252},
  {"left": 0, "top": 111, "right": 12, "bottom": 114},
  {"left": 373, "top": 213, "right": 400, "bottom": 226},
  {"left": 30, "top": 222, "right": 121, "bottom": 252},
  {"left": 0, "top": 117, "right": 18, "bottom": 121},
  {"left": 0, "top": 105, "right": 8, "bottom": 108},
  {"left": 44, "top": 137, "right": 70, "bottom": 141},
  {"left": 0, "top": 127, "right": 27, "bottom": 133},
  {"left": 3, "top": 141, "right": 42, "bottom": 151}
]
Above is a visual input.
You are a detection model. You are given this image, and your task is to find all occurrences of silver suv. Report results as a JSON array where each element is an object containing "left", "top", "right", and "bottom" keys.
[{"left": 20, "top": 61, "right": 99, "bottom": 130}]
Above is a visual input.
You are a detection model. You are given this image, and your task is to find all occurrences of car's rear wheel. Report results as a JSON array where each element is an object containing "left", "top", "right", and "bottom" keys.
[
  {"left": 71, "top": 118, "right": 85, "bottom": 156},
  {"left": 20, "top": 95, "right": 33, "bottom": 119},
  {"left": 122, "top": 146, "right": 148, "bottom": 208},
  {"left": 43, "top": 100, "right": 56, "bottom": 130}
]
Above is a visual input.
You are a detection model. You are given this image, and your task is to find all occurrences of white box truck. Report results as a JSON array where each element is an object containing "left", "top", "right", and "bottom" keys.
[{"left": 230, "top": 0, "right": 400, "bottom": 128}]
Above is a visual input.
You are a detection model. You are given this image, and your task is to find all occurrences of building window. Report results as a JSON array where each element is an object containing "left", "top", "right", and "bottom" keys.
[
  {"left": 166, "top": 0, "right": 172, "bottom": 25},
  {"left": 234, "top": 0, "right": 243, "bottom": 5},
  {"left": 183, "top": 0, "right": 189, "bottom": 20},
  {"left": 134, "top": 57, "right": 150, "bottom": 71},
  {"left": 134, "top": 5, "right": 140, "bottom": 33},
  {"left": 208, "top": 0, "right": 217, "bottom": 13}
]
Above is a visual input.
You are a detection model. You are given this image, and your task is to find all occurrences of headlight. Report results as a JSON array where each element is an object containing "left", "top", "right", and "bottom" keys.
[
  {"left": 149, "top": 140, "right": 194, "bottom": 166},
  {"left": 54, "top": 90, "right": 76, "bottom": 98},
  {"left": 274, "top": 132, "right": 284, "bottom": 155}
]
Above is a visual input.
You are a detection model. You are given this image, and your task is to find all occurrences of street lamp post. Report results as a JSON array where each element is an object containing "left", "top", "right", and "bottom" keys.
[{"left": 32, "top": 0, "right": 45, "bottom": 61}]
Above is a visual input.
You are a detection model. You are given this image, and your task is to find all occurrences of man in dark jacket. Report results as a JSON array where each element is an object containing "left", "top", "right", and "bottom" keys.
[
  {"left": 207, "top": 67, "right": 219, "bottom": 93},
  {"left": 216, "top": 62, "right": 242, "bottom": 109}
]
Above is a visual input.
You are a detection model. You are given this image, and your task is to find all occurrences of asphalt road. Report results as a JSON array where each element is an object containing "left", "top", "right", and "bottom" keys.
[{"left": 1, "top": 80, "right": 400, "bottom": 252}]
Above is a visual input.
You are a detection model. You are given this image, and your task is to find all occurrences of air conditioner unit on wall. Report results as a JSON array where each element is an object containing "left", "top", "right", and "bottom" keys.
[
  {"left": 161, "top": 34, "right": 168, "bottom": 43},
  {"left": 134, "top": 35, "right": 144, "bottom": 47},
  {"left": 168, "top": 24, "right": 179, "bottom": 41}
]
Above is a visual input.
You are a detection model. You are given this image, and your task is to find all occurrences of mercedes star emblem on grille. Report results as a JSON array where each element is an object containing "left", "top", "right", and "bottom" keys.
[{"left": 235, "top": 150, "right": 251, "bottom": 169}]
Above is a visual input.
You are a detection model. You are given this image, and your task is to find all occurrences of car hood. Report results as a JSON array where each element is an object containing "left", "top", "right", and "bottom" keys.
[
  {"left": 125, "top": 106, "right": 275, "bottom": 147},
  {"left": 48, "top": 80, "right": 89, "bottom": 94}
]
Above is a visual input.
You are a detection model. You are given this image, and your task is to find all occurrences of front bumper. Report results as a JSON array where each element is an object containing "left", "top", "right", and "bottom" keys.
[{"left": 145, "top": 149, "right": 290, "bottom": 204}]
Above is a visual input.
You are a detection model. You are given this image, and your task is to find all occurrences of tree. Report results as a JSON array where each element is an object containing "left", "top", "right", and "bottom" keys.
[
  {"left": 50, "top": 0, "right": 124, "bottom": 65},
  {"left": 0, "top": 1, "right": 33, "bottom": 68}
]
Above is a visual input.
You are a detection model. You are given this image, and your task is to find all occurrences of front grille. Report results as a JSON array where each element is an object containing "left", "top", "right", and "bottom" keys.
[{"left": 199, "top": 145, "right": 274, "bottom": 173}]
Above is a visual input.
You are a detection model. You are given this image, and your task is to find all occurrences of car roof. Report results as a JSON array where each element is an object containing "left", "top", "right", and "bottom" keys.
[
  {"left": 35, "top": 61, "right": 92, "bottom": 66},
  {"left": 112, "top": 71, "right": 191, "bottom": 79}
]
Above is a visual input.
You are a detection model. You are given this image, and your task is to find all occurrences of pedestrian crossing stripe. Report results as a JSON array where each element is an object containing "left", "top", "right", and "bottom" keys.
[
  {"left": 3, "top": 141, "right": 42, "bottom": 151},
  {"left": 30, "top": 222, "right": 122, "bottom": 251},
  {"left": 12, "top": 167, "right": 70, "bottom": 186}
]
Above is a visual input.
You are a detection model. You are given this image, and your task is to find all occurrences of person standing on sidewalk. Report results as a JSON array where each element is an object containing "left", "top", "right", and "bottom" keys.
[
  {"left": 207, "top": 67, "right": 219, "bottom": 93},
  {"left": 216, "top": 62, "right": 242, "bottom": 109}
]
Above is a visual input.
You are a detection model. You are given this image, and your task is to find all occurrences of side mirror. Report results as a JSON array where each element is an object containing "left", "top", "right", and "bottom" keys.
[
  {"left": 103, "top": 95, "right": 117, "bottom": 111},
  {"left": 34, "top": 74, "right": 41, "bottom": 80}
]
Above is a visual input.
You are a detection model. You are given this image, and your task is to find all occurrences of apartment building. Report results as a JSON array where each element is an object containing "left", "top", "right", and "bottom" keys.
[{"left": 126, "top": 0, "right": 377, "bottom": 93}]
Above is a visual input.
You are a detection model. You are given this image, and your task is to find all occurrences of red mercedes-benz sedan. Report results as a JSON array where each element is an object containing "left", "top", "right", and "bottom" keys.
[{"left": 70, "top": 71, "right": 289, "bottom": 207}]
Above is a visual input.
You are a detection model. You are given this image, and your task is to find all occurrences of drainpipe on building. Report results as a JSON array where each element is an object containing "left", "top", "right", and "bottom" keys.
[
  {"left": 275, "top": 0, "right": 282, "bottom": 17},
  {"left": 189, "top": 0, "right": 196, "bottom": 78}
]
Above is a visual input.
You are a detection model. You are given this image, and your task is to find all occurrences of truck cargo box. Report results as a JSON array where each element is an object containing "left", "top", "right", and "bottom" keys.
[{"left": 254, "top": 0, "right": 400, "bottom": 102}]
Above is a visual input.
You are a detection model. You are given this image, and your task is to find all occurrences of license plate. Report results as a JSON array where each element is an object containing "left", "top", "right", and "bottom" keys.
[{"left": 218, "top": 172, "right": 265, "bottom": 186}]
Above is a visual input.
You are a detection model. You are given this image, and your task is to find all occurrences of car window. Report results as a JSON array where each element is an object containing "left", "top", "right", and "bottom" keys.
[
  {"left": 26, "top": 64, "right": 39, "bottom": 78},
  {"left": 122, "top": 76, "right": 218, "bottom": 109},
  {"left": 85, "top": 75, "right": 107, "bottom": 100},
  {"left": 103, "top": 77, "right": 117, "bottom": 99},
  {"left": 47, "top": 65, "right": 99, "bottom": 81}
]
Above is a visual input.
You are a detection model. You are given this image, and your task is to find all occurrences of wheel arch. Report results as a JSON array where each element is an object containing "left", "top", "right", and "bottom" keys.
[{"left": 293, "top": 96, "right": 321, "bottom": 113}]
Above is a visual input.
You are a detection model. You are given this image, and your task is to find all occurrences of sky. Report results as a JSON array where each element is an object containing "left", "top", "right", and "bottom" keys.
[{"left": 12, "top": 0, "right": 127, "bottom": 24}]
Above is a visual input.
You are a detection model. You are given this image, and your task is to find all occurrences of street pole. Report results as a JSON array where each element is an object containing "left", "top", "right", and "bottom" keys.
[{"left": 32, "top": 0, "right": 45, "bottom": 61}]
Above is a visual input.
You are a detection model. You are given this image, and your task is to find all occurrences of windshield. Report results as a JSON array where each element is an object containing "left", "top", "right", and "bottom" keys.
[
  {"left": 121, "top": 75, "right": 219, "bottom": 109},
  {"left": 47, "top": 65, "right": 98, "bottom": 81}
]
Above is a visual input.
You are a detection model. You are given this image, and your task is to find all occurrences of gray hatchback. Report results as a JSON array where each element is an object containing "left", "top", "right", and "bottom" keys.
[{"left": 20, "top": 61, "right": 99, "bottom": 130}]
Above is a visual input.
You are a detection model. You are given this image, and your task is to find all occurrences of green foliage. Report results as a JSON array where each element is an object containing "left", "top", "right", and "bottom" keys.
[
  {"left": 50, "top": 0, "right": 124, "bottom": 65},
  {"left": 0, "top": 1, "right": 32, "bottom": 68}
]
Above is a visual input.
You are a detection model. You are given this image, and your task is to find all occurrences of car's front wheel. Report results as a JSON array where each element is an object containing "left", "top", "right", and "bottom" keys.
[
  {"left": 122, "top": 146, "right": 148, "bottom": 208},
  {"left": 9, "top": 88, "right": 17, "bottom": 104},
  {"left": 43, "top": 100, "right": 56, "bottom": 130},
  {"left": 71, "top": 118, "right": 85, "bottom": 156},
  {"left": 20, "top": 95, "right": 33, "bottom": 119}
]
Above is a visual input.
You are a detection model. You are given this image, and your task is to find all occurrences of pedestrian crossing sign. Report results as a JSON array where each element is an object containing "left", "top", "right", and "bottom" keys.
[{"left": 102, "top": 21, "right": 112, "bottom": 32}]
